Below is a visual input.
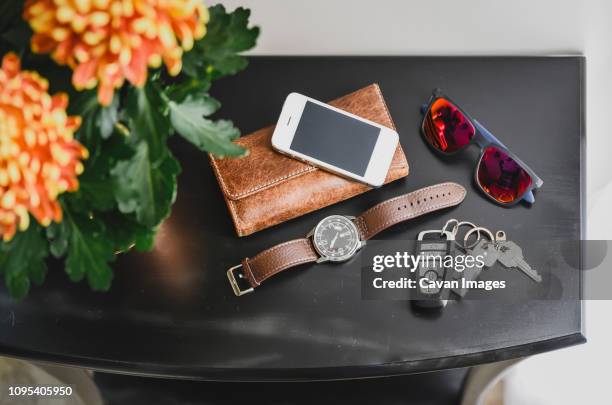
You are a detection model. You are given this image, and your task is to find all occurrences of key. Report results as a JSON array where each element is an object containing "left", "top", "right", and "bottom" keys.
[
  {"left": 452, "top": 239, "right": 496, "bottom": 297},
  {"left": 496, "top": 241, "right": 542, "bottom": 283},
  {"left": 469, "top": 239, "right": 499, "bottom": 268},
  {"left": 451, "top": 262, "right": 482, "bottom": 297}
]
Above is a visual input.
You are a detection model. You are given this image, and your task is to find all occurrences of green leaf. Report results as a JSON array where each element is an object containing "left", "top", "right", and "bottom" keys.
[
  {"left": 169, "top": 95, "right": 245, "bottom": 157},
  {"left": 134, "top": 227, "right": 157, "bottom": 251},
  {"left": 184, "top": 5, "right": 259, "bottom": 79},
  {"left": 64, "top": 210, "right": 115, "bottom": 291},
  {"left": 27, "top": 260, "right": 47, "bottom": 285},
  {"left": 76, "top": 177, "right": 117, "bottom": 212},
  {"left": 0, "top": 224, "right": 48, "bottom": 300},
  {"left": 101, "top": 212, "right": 158, "bottom": 253},
  {"left": 67, "top": 132, "right": 135, "bottom": 214},
  {"left": 47, "top": 221, "right": 69, "bottom": 258},
  {"left": 98, "top": 99, "right": 120, "bottom": 138},
  {"left": 111, "top": 141, "right": 181, "bottom": 227},
  {"left": 125, "top": 83, "right": 170, "bottom": 163},
  {"left": 71, "top": 90, "right": 119, "bottom": 152},
  {"left": 164, "top": 78, "right": 211, "bottom": 103},
  {"left": 5, "top": 273, "right": 29, "bottom": 301}
]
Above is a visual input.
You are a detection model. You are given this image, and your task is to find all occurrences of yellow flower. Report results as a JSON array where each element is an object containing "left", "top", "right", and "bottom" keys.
[
  {"left": 0, "top": 53, "right": 87, "bottom": 241},
  {"left": 24, "top": 0, "right": 210, "bottom": 106}
]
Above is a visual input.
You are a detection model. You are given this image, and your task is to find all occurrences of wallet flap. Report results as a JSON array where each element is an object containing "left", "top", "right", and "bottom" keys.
[{"left": 210, "top": 84, "right": 405, "bottom": 201}]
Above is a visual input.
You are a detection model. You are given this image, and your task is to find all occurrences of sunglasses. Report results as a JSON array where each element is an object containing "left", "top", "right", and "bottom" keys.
[{"left": 420, "top": 89, "right": 543, "bottom": 206}]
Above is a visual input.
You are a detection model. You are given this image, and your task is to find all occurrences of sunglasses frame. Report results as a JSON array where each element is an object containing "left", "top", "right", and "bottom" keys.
[{"left": 420, "top": 89, "right": 543, "bottom": 207}]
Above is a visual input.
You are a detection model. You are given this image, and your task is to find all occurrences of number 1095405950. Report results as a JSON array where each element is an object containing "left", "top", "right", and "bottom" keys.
[{"left": 8, "top": 385, "right": 73, "bottom": 397}]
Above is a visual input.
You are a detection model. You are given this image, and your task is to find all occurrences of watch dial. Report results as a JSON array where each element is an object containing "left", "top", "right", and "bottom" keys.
[{"left": 313, "top": 215, "right": 360, "bottom": 261}]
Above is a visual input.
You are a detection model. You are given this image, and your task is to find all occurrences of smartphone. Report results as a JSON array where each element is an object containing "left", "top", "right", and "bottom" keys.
[{"left": 271, "top": 93, "right": 399, "bottom": 187}]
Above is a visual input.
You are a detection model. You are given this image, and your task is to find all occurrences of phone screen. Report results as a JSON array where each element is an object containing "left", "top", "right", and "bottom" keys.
[{"left": 290, "top": 101, "right": 380, "bottom": 176}]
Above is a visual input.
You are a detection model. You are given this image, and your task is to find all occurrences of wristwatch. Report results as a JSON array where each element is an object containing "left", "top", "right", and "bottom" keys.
[{"left": 227, "top": 182, "right": 466, "bottom": 296}]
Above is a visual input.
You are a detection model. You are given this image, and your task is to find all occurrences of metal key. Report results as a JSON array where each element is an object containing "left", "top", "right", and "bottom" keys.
[
  {"left": 451, "top": 257, "right": 483, "bottom": 297},
  {"left": 496, "top": 240, "right": 542, "bottom": 283},
  {"left": 470, "top": 239, "right": 499, "bottom": 268},
  {"left": 452, "top": 235, "right": 498, "bottom": 297}
]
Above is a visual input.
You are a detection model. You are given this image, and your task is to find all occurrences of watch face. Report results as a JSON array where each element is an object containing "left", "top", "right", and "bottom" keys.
[{"left": 312, "top": 215, "right": 360, "bottom": 261}]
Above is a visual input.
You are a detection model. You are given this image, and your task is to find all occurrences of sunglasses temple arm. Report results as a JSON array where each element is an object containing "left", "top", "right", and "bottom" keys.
[
  {"left": 474, "top": 119, "right": 538, "bottom": 203},
  {"left": 523, "top": 191, "right": 535, "bottom": 204}
]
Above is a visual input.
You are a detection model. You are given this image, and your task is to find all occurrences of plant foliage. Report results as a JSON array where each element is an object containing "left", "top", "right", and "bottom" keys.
[{"left": 0, "top": 4, "right": 258, "bottom": 299}]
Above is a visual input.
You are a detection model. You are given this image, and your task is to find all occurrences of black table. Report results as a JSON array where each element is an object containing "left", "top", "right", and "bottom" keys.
[{"left": 0, "top": 57, "right": 585, "bottom": 382}]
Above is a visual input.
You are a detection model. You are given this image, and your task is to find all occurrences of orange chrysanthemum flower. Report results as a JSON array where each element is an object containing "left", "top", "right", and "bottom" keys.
[
  {"left": 24, "top": 0, "right": 209, "bottom": 106},
  {"left": 0, "top": 53, "right": 87, "bottom": 241}
]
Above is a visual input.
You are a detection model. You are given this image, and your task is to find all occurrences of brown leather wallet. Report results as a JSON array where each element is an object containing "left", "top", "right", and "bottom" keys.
[
  {"left": 209, "top": 84, "right": 409, "bottom": 237},
  {"left": 228, "top": 182, "right": 466, "bottom": 296}
]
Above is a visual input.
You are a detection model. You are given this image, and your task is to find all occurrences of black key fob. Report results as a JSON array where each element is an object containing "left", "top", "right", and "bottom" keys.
[{"left": 412, "top": 230, "right": 455, "bottom": 309}]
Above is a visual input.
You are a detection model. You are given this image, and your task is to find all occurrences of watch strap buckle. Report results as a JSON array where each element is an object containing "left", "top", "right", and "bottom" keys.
[{"left": 227, "top": 264, "right": 254, "bottom": 296}]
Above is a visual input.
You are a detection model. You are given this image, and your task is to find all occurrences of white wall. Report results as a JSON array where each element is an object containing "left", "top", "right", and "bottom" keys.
[
  {"left": 221, "top": 0, "right": 585, "bottom": 55},
  {"left": 218, "top": 1, "right": 612, "bottom": 403}
]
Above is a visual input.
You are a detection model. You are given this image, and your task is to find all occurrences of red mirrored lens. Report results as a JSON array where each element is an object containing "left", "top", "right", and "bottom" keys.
[
  {"left": 423, "top": 98, "right": 475, "bottom": 153},
  {"left": 477, "top": 146, "right": 533, "bottom": 204}
]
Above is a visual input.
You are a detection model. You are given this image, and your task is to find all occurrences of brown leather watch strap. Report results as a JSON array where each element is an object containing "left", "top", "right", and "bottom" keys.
[{"left": 355, "top": 182, "right": 466, "bottom": 240}]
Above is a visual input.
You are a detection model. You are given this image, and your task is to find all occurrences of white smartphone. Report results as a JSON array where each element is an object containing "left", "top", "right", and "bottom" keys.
[{"left": 271, "top": 92, "right": 399, "bottom": 187}]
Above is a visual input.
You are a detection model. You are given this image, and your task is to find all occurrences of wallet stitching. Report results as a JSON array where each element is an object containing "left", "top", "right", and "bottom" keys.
[
  {"left": 208, "top": 156, "right": 245, "bottom": 230},
  {"left": 210, "top": 157, "right": 248, "bottom": 231},
  {"left": 230, "top": 166, "right": 316, "bottom": 199},
  {"left": 227, "top": 199, "right": 243, "bottom": 230},
  {"left": 210, "top": 152, "right": 317, "bottom": 200}
]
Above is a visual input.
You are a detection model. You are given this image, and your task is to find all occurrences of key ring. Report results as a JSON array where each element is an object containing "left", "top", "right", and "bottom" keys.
[
  {"left": 442, "top": 219, "right": 480, "bottom": 250},
  {"left": 441, "top": 219, "right": 459, "bottom": 236},
  {"left": 463, "top": 226, "right": 495, "bottom": 250},
  {"left": 441, "top": 219, "right": 479, "bottom": 237}
]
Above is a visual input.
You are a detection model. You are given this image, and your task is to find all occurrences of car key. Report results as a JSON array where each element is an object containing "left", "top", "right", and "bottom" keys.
[
  {"left": 412, "top": 229, "right": 454, "bottom": 309},
  {"left": 496, "top": 240, "right": 542, "bottom": 283}
]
